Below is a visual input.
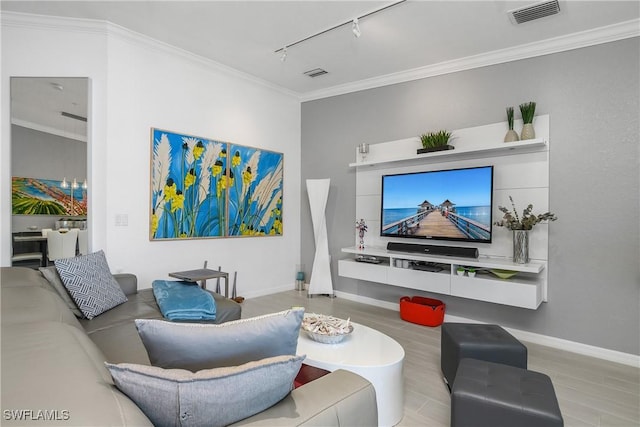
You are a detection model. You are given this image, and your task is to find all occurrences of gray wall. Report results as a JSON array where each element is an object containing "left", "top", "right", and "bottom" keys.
[{"left": 301, "top": 38, "right": 640, "bottom": 355}]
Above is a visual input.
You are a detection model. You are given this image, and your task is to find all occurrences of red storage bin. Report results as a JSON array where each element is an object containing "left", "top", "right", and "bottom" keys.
[{"left": 399, "top": 296, "right": 445, "bottom": 327}]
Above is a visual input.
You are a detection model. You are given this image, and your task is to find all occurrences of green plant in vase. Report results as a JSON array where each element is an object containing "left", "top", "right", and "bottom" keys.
[
  {"left": 418, "top": 130, "right": 453, "bottom": 154},
  {"left": 519, "top": 102, "right": 536, "bottom": 140},
  {"left": 504, "top": 106, "right": 520, "bottom": 142}
]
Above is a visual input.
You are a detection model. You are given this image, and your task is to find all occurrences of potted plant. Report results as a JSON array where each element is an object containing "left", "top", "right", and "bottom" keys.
[
  {"left": 456, "top": 266, "right": 465, "bottom": 276},
  {"left": 519, "top": 102, "right": 536, "bottom": 140},
  {"left": 417, "top": 130, "right": 453, "bottom": 154},
  {"left": 494, "top": 196, "right": 557, "bottom": 263},
  {"left": 504, "top": 106, "right": 519, "bottom": 142},
  {"left": 467, "top": 267, "right": 476, "bottom": 278}
]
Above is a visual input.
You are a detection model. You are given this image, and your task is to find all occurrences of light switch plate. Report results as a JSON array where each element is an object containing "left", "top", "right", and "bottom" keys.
[{"left": 115, "top": 214, "right": 128, "bottom": 226}]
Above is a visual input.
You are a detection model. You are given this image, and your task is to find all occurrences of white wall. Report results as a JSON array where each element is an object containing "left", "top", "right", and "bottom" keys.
[
  {"left": 1, "top": 13, "right": 108, "bottom": 265},
  {"left": 2, "top": 13, "right": 301, "bottom": 296}
]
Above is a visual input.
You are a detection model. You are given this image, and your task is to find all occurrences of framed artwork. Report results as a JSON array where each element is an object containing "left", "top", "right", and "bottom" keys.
[
  {"left": 150, "top": 128, "right": 283, "bottom": 240},
  {"left": 12, "top": 177, "right": 87, "bottom": 216}
]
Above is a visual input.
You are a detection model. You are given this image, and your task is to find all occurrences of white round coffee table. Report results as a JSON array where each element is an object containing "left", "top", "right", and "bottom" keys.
[{"left": 297, "top": 321, "right": 405, "bottom": 427}]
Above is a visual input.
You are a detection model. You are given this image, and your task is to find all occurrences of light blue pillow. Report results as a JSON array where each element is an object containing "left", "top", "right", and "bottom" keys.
[
  {"left": 54, "top": 250, "right": 127, "bottom": 319},
  {"left": 135, "top": 308, "right": 304, "bottom": 371},
  {"left": 106, "top": 354, "right": 304, "bottom": 427}
]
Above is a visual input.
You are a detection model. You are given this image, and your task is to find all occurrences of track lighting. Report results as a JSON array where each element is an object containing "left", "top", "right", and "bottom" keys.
[
  {"left": 274, "top": 0, "right": 406, "bottom": 60},
  {"left": 352, "top": 18, "right": 361, "bottom": 38}
]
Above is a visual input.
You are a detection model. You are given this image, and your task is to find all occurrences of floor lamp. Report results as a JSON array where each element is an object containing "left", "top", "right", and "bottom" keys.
[{"left": 306, "top": 178, "right": 333, "bottom": 297}]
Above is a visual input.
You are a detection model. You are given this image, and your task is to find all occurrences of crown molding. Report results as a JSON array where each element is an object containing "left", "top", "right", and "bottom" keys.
[
  {"left": 11, "top": 118, "right": 87, "bottom": 143},
  {"left": 104, "top": 21, "right": 299, "bottom": 100},
  {"left": 1, "top": 11, "right": 299, "bottom": 100},
  {"left": 4, "top": 11, "right": 637, "bottom": 104},
  {"left": 1, "top": 10, "right": 108, "bottom": 35},
  {"left": 301, "top": 18, "right": 640, "bottom": 102}
]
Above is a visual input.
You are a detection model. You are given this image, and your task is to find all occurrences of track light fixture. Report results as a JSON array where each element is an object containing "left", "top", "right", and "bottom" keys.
[
  {"left": 352, "top": 18, "right": 361, "bottom": 38},
  {"left": 274, "top": 0, "right": 405, "bottom": 59}
]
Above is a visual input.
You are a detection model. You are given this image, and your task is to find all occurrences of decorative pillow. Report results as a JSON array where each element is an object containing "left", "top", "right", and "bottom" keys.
[
  {"left": 39, "top": 266, "right": 84, "bottom": 318},
  {"left": 105, "top": 354, "right": 304, "bottom": 427},
  {"left": 54, "top": 250, "right": 128, "bottom": 320},
  {"left": 135, "top": 308, "right": 304, "bottom": 371}
]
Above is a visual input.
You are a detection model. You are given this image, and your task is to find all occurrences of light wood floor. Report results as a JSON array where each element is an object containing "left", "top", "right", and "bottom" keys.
[{"left": 240, "top": 290, "right": 640, "bottom": 427}]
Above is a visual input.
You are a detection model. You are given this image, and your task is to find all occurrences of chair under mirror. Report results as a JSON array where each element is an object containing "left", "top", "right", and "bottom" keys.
[{"left": 47, "top": 229, "right": 79, "bottom": 261}]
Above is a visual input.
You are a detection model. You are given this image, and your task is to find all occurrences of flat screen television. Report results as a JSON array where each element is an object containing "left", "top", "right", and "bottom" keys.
[{"left": 380, "top": 165, "right": 493, "bottom": 243}]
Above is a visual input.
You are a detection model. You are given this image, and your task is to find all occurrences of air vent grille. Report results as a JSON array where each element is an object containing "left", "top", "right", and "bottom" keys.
[
  {"left": 509, "top": 0, "right": 560, "bottom": 24},
  {"left": 61, "top": 111, "right": 87, "bottom": 122},
  {"left": 303, "top": 68, "right": 328, "bottom": 78}
]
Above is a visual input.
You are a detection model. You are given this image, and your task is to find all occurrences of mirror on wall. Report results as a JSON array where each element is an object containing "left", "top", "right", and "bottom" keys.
[{"left": 10, "top": 77, "right": 89, "bottom": 234}]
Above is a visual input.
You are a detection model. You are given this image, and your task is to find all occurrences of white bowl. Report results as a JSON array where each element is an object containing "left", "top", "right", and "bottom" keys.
[
  {"left": 301, "top": 314, "right": 354, "bottom": 344},
  {"left": 303, "top": 325, "right": 354, "bottom": 344}
]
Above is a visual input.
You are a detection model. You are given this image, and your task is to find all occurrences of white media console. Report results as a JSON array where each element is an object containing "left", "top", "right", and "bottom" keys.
[
  {"left": 340, "top": 115, "right": 550, "bottom": 310},
  {"left": 339, "top": 246, "right": 546, "bottom": 309}
]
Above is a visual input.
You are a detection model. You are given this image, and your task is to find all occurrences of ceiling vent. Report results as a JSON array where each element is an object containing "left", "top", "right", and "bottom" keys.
[
  {"left": 508, "top": 0, "right": 561, "bottom": 24},
  {"left": 303, "top": 68, "right": 328, "bottom": 78},
  {"left": 61, "top": 111, "right": 87, "bottom": 122}
]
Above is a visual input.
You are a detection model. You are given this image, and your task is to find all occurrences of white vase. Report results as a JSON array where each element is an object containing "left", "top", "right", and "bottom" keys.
[
  {"left": 520, "top": 123, "right": 536, "bottom": 140},
  {"left": 504, "top": 129, "right": 520, "bottom": 142},
  {"left": 306, "top": 179, "right": 333, "bottom": 296}
]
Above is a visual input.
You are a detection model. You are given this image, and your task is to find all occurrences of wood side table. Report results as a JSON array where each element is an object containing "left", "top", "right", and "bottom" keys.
[{"left": 168, "top": 268, "right": 229, "bottom": 297}]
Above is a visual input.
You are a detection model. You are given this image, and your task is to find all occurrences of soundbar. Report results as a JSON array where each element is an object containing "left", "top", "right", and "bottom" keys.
[{"left": 387, "top": 242, "right": 479, "bottom": 259}]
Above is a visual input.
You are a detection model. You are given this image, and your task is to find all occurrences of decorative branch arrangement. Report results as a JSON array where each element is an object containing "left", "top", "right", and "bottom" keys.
[{"left": 494, "top": 196, "right": 556, "bottom": 230}]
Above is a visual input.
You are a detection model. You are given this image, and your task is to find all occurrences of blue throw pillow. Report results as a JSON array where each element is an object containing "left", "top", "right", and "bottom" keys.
[
  {"left": 106, "top": 354, "right": 304, "bottom": 427},
  {"left": 136, "top": 308, "right": 304, "bottom": 371}
]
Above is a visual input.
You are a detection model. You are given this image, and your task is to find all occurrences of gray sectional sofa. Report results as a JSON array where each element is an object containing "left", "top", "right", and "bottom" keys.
[{"left": 1, "top": 266, "right": 377, "bottom": 426}]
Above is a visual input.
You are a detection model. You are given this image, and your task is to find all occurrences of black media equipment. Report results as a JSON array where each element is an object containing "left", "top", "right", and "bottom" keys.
[{"left": 387, "top": 242, "right": 479, "bottom": 259}]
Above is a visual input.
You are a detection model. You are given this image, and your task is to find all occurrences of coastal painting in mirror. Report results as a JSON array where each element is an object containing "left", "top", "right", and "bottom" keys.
[
  {"left": 150, "top": 128, "right": 283, "bottom": 240},
  {"left": 12, "top": 177, "right": 87, "bottom": 216}
]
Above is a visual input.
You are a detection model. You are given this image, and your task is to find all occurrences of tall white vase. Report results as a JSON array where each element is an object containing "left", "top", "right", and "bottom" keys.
[{"left": 306, "top": 179, "right": 333, "bottom": 296}]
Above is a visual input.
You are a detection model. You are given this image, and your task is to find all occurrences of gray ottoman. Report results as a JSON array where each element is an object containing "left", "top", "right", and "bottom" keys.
[
  {"left": 441, "top": 322, "right": 527, "bottom": 386},
  {"left": 451, "top": 358, "right": 563, "bottom": 427}
]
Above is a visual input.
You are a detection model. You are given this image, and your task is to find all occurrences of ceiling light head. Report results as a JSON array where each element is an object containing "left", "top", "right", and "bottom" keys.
[
  {"left": 280, "top": 47, "right": 288, "bottom": 62},
  {"left": 352, "top": 18, "right": 361, "bottom": 38}
]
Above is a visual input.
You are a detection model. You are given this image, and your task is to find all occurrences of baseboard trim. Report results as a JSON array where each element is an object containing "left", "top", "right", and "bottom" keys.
[{"left": 334, "top": 290, "right": 639, "bottom": 368}]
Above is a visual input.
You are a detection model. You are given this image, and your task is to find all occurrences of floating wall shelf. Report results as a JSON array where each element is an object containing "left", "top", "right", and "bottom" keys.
[{"left": 349, "top": 137, "right": 547, "bottom": 168}]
